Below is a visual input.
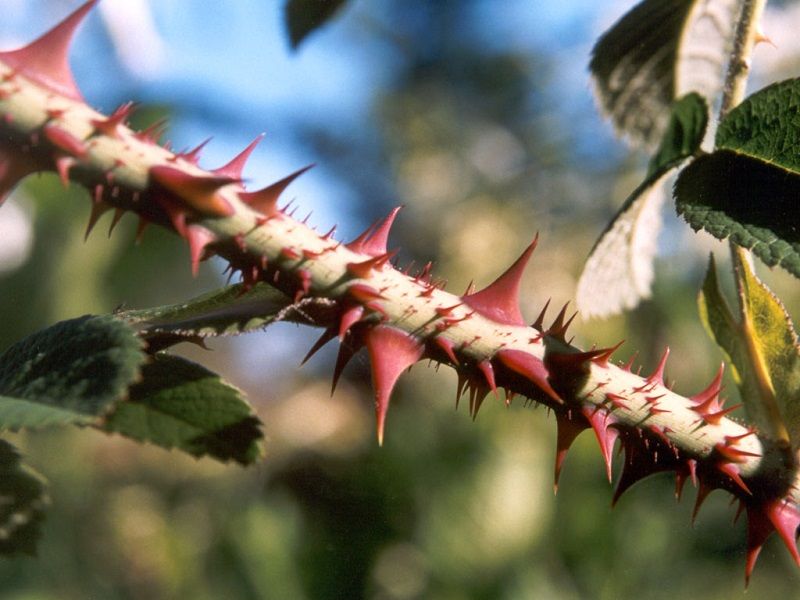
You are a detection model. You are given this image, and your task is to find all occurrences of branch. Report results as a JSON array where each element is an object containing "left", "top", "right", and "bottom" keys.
[{"left": 0, "top": 0, "right": 796, "bottom": 580}]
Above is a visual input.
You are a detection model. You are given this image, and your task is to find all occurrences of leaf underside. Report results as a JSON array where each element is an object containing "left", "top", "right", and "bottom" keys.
[
  {"left": 577, "top": 93, "right": 708, "bottom": 318},
  {"left": 590, "top": 0, "right": 736, "bottom": 149},
  {"left": 120, "top": 282, "right": 335, "bottom": 347}
]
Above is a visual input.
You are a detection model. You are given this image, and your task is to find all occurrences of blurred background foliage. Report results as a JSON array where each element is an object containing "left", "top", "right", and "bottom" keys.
[{"left": 0, "top": 0, "right": 799, "bottom": 598}]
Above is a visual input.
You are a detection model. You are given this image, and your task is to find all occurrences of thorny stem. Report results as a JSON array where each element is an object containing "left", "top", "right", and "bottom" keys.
[{"left": 1, "top": 3, "right": 800, "bottom": 560}]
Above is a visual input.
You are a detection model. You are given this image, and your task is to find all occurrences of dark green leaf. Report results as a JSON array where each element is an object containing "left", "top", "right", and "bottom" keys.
[
  {"left": 675, "top": 151, "right": 800, "bottom": 277},
  {"left": 285, "top": 0, "right": 348, "bottom": 49},
  {"left": 0, "top": 439, "right": 48, "bottom": 556},
  {"left": 647, "top": 93, "right": 707, "bottom": 176},
  {"left": 102, "top": 354, "right": 264, "bottom": 465},
  {"left": 0, "top": 316, "right": 145, "bottom": 429},
  {"left": 590, "top": 0, "right": 737, "bottom": 149}
]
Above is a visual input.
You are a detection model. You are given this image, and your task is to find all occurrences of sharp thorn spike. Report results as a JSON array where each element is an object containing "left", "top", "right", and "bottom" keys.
[{"left": 461, "top": 236, "right": 538, "bottom": 326}]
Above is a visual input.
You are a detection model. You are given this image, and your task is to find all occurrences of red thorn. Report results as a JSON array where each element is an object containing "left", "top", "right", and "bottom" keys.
[
  {"left": 339, "top": 305, "right": 364, "bottom": 340},
  {"left": 186, "top": 225, "right": 216, "bottom": 276},
  {"left": 612, "top": 438, "right": 675, "bottom": 505},
  {"left": 547, "top": 348, "right": 610, "bottom": 372},
  {"left": 554, "top": 411, "right": 589, "bottom": 493},
  {"left": 91, "top": 101, "right": 136, "bottom": 138},
  {"left": 582, "top": 406, "right": 619, "bottom": 482},
  {"left": 0, "top": 0, "right": 97, "bottom": 100},
  {"left": 43, "top": 124, "right": 88, "bottom": 158},
  {"left": 717, "top": 462, "right": 751, "bottom": 495},
  {"left": 55, "top": 155, "right": 76, "bottom": 186},
  {"left": 346, "top": 250, "right": 397, "bottom": 278},
  {"left": 280, "top": 246, "right": 300, "bottom": 260},
  {"left": 745, "top": 499, "right": 800, "bottom": 586},
  {"left": 547, "top": 304, "right": 577, "bottom": 340},
  {"left": 295, "top": 269, "right": 312, "bottom": 301},
  {"left": 135, "top": 118, "right": 168, "bottom": 143},
  {"left": 346, "top": 206, "right": 402, "bottom": 257},
  {"left": 331, "top": 333, "right": 364, "bottom": 394},
  {"left": 621, "top": 352, "right": 638, "bottom": 372},
  {"left": 646, "top": 347, "right": 670, "bottom": 385},
  {"left": 496, "top": 348, "right": 562, "bottom": 404},
  {"left": 477, "top": 360, "right": 497, "bottom": 397},
  {"left": 347, "top": 283, "right": 385, "bottom": 303},
  {"left": 107, "top": 207, "right": 125, "bottom": 237},
  {"left": 177, "top": 137, "right": 212, "bottom": 164},
  {"left": 212, "top": 134, "right": 265, "bottom": 179},
  {"left": 691, "top": 364, "right": 724, "bottom": 404},
  {"left": 591, "top": 340, "right": 624, "bottom": 367},
  {"left": 468, "top": 383, "right": 489, "bottom": 419},
  {"left": 433, "top": 336, "right": 459, "bottom": 365},
  {"left": 692, "top": 482, "right": 714, "bottom": 525},
  {"left": 686, "top": 458, "right": 698, "bottom": 487},
  {"left": 461, "top": 236, "right": 538, "bottom": 326},
  {"left": 714, "top": 441, "right": 760, "bottom": 463},
  {"left": 238, "top": 164, "right": 313, "bottom": 216},
  {"left": 532, "top": 299, "right": 550, "bottom": 331},
  {"left": 364, "top": 326, "right": 424, "bottom": 445},
  {"left": 155, "top": 194, "right": 188, "bottom": 237},
  {"left": 150, "top": 165, "right": 235, "bottom": 217},
  {"left": 135, "top": 217, "right": 150, "bottom": 244},
  {"left": 301, "top": 327, "right": 337, "bottom": 365},
  {"left": 84, "top": 201, "right": 111, "bottom": 240}
]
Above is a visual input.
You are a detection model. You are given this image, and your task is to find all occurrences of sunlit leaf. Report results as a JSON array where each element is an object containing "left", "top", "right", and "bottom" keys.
[
  {"left": 0, "top": 439, "right": 48, "bottom": 556},
  {"left": 577, "top": 94, "right": 707, "bottom": 318},
  {"left": 102, "top": 354, "right": 264, "bottom": 465},
  {"left": 591, "top": 0, "right": 738, "bottom": 148},
  {"left": 285, "top": 0, "right": 348, "bottom": 49},
  {"left": 0, "top": 316, "right": 145, "bottom": 429},
  {"left": 698, "top": 255, "right": 800, "bottom": 447}
]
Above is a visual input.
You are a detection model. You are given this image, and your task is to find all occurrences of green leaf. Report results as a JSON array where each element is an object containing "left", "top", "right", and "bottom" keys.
[
  {"left": 0, "top": 439, "right": 49, "bottom": 556},
  {"left": 577, "top": 94, "right": 707, "bottom": 318},
  {"left": 119, "top": 282, "right": 333, "bottom": 349},
  {"left": 675, "top": 151, "right": 800, "bottom": 277},
  {"left": 285, "top": 0, "right": 348, "bottom": 49},
  {"left": 676, "top": 79, "right": 800, "bottom": 278},
  {"left": 698, "top": 255, "right": 800, "bottom": 447},
  {"left": 590, "top": 0, "right": 737, "bottom": 149},
  {"left": 102, "top": 354, "right": 264, "bottom": 465},
  {"left": 647, "top": 93, "right": 708, "bottom": 175},
  {"left": 0, "top": 316, "right": 145, "bottom": 429}
]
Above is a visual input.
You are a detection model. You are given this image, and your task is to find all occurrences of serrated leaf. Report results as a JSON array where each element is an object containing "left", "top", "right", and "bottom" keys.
[
  {"left": 698, "top": 255, "right": 800, "bottom": 448},
  {"left": 676, "top": 79, "right": 800, "bottom": 278},
  {"left": 0, "top": 439, "right": 49, "bottom": 556},
  {"left": 0, "top": 316, "right": 145, "bottom": 429},
  {"left": 675, "top": 151, "right": 800, "bottom": 277},
  {"left": 591, "top": 0, "right": 738, "bottom": 149},
  {"left": 119, "top": 282, "right": 335, "bottom": 348},
  {"left": 102, "top": 354, "right": 264, "bottom": 465},
  {"left": 577, "top": 94, "right": 707, "bottom": 318},
  {"left": 285, "top": 0, "right": 348, "bottom": 49}
]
